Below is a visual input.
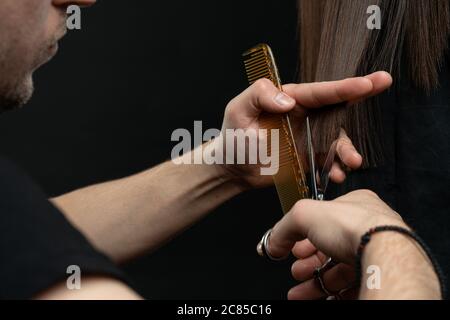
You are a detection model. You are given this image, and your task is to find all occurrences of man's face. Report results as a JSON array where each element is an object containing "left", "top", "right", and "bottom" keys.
[{"left": 0, "top": 0, "right": 95, "bottom": 112}]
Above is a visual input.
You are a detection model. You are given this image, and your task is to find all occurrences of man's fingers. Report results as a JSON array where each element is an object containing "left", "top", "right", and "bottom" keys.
[
  {"left": 291, "top": 252, "right": 328, "bottom": 282},
  {"left": 287, "top": 277, "right": 326, "bottom": 300},
  {"left": 283, "top": 71, "right": 392, "bottom": 109},
  {"left": 292, "top": 239, "right": 317, "bottom": 259},
  {"left": 227, "top": 78, "right": 296, "bottom": 120},
  {"left": 336, "top": 129, "right": 363, "bottom": 169},
  {"left": 330, "top": 129, "right": 361, "bottom": 184},
  {"left": 283, "top": 76, "right": 373, "bottom": 109},
  {"left": 330, "top": 161, "right": 346, "bottom": 184},
  {"left": 288, "top": 263, "right": 355, "bottom": 300},
  {"left": 323, "top": 263, "right": 356, "bottom": 292},
  {"left": 347, "top": 71, "right": 393, "bottom": 105},
  {"left": 261, "top": 200, "right": 324, "bottom": 259},
  {"left": 226, "top": 72, "right": 392, "bottom": 125},
  {"left": 364, "top": 71, "right": 393, "bottom": 98}
]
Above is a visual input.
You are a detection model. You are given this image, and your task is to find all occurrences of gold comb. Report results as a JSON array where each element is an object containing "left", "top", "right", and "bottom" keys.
[{"left": 243, "top": 44, "right": 309, "bottom": 214}]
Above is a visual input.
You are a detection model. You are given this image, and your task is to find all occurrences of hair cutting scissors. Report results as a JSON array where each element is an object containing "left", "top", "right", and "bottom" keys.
[{"left": 305, "top": 117, "right": 337, "bottom": 201}]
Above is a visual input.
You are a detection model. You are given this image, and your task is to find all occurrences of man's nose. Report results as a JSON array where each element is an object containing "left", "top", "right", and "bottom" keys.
[{"left": 52, "top": 0, "right": 97, "bottom": 8}]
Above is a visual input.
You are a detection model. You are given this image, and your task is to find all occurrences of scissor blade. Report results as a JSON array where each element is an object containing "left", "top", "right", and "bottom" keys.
[
  {"left": 318, "top": 140, "right": 338, "bottom": 197},
  {"left": 306, "top": 117, "right": 319, "bottom": 200}
]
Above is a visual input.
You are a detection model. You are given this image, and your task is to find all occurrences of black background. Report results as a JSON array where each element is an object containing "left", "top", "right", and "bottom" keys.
[{"left": 0, "top": 0, "right": 300, "bottom": 299}]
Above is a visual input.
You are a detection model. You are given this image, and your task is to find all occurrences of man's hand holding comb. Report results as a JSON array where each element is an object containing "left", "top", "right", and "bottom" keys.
[{"left": 220, "top": 71, "right": 393, "bottom": 189}]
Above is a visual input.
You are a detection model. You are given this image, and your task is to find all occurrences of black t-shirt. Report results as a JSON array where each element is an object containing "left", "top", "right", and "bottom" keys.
[
  {"left": 332, "top": 52, "right": 450, "bottom": 287},
  {"left": 0, "top": 157, "right": 127, "bottom": 299}
]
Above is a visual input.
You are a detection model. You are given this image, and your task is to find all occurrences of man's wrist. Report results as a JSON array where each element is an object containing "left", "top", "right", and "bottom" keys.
[
  {"left": 188, "top": 141, "right": 251, "bottom": 193},
  {"left": 357, "top": 221, "right": 411, "bottom": 266},
  {"left": 203, "top": 138, "right": 255, "bottom": 192},
  {"left": 359, "top": 226, "right": 440, "bottom": 299},
  {"left": 364, "top": 229, "right": 413, "bottom": 258},
  {"left": 210, "top": 161, "right": 252, "bottom": 193},
  {"left": 351, "top": 218, "right": 409, "bottom": 255}
]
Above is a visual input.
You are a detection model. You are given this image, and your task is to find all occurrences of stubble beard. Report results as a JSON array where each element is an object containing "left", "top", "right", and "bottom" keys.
[
  {"left": 0, "top": 74, "right": 34, "bottom": 113},
  {"left": 0, "top": 33, "right": 52, "bottom": 114}
]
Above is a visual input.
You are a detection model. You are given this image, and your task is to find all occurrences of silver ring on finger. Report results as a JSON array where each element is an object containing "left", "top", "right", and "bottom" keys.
[{"left": 256, "top": 229, "right": 290, "bottom": 262}]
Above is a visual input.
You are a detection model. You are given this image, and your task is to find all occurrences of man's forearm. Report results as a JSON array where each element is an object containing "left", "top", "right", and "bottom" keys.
[
  {"left": 359, "top": 232, "right": 440, "bottom": 300},
  {"left": 51, "top": 146, "right": 246, "bottom": 262}
]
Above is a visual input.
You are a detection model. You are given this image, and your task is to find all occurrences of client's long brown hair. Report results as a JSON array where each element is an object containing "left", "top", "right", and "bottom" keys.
[{"left": 298, "top": 0, "right": 450, "bottom": 166}]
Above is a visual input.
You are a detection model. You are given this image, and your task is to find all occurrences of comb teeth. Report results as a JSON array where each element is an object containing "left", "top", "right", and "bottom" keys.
[
  {"left": 242, "top": 44, "right": 309, "bottom": 214},
  {"left": 243, "top": 44, "right": 281, "bottom": 88}
]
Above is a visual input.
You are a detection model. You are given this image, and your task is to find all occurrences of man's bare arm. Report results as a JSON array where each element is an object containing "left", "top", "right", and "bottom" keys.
[
  {"left": 35, "top": 276, "right": 142, "bottom": 300},
  {"left": 360, "top": 232, "right": 440, "bottom": 300},
  {"left": 52, "top": 152, "right": 244, "bottom": 262}
]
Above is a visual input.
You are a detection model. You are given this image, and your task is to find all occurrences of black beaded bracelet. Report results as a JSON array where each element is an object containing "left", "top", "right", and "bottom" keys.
[{"left": 355, "top": 225, "right": 447, "bottom": 300}]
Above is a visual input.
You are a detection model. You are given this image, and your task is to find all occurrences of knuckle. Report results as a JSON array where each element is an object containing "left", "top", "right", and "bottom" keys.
[
  {"left": 253, "top": 78, "right": 273, "bottom": 92},
  {"left": 352, "top": 189, "right": 379, "bottom": 200},
  {"left": 336, "top": 141, "right": 355, "bottom": 159},
  {"left": 338, "top": 135, "right": 353, "bottom": 147},
  {"left": 224, "top": 102, "right": 237, "bottom": 118},
  {"left": 291, "top": 200, "right": 311, "bottom": 224},
  {"left": 360, "top": 189, "right": 379, "bottom": 198}
]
